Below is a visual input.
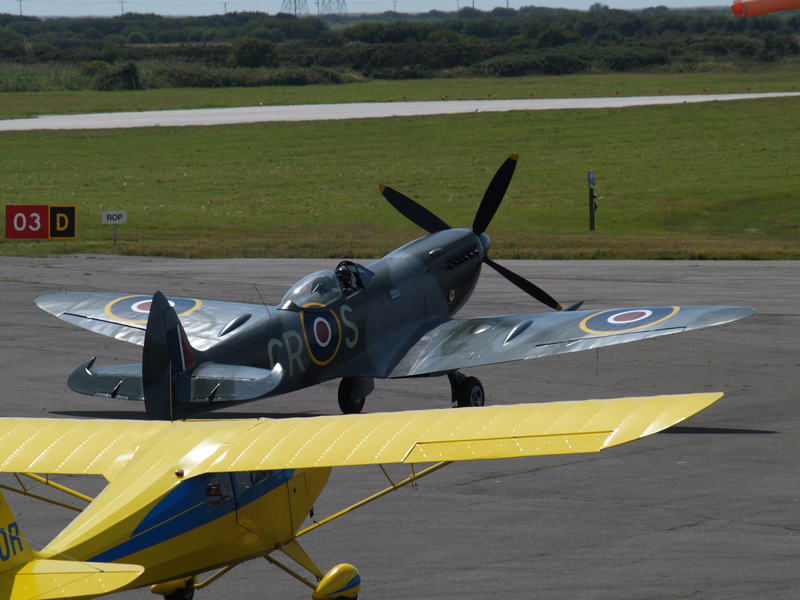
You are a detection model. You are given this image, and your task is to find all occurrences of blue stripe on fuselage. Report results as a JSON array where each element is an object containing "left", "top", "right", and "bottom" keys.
[{"left": 90, "top": 470, "right": 294, "bottom": 563}]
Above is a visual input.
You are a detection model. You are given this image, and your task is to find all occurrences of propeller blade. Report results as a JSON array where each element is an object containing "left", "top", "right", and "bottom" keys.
[
  {"left": 484, "top": 256, "right": 563, "bottom": 311},
  {"left": 472, "top": 154, "right": 518, "bottom": 235},
  {"left": 380, "top": 184, "right": 451, "bottom": 234}
]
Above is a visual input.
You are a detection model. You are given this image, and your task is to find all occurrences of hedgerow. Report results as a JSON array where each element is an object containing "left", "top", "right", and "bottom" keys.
[{"left": 1, "top": 8, "right": 798, "bottom": 89}]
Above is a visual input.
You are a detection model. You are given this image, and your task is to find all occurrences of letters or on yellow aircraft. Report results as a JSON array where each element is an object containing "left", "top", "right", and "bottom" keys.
[
  {"left": 0, "top": 392, "right": 721, "bottom": 600},
  {"left": 35, "top": 156, "right": 755, "bottom": 419}
]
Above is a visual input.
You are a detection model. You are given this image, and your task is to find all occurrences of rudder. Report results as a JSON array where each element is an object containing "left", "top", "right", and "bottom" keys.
[
  {"left": 0, "top": 490, "right": 34, "bottom": 571},
  {"left": 142, "top": 291, "right": 198, "bottom": 420}
]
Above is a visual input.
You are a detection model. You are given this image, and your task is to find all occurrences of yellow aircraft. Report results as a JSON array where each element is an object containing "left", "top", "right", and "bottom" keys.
[{"left": 0, "top": 392, "right": 721, "bottom": 600}]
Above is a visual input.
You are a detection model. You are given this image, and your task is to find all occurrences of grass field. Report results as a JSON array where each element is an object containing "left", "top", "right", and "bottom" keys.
[
  {"left": 1, "top": 66, "right": 798, "bottom": 119},
  {"left": 1, "top": 74, "right": 798, "bottom": 260}
]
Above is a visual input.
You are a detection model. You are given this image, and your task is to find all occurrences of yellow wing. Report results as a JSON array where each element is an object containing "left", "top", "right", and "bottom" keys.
[
  {"left": 0, "top": 419, "right": 169, "bottom": 480},
  {"left": 0, "top": 393, "right": 721, "bottom": 479},
  {"left": 208, "top": 392, "right": 721, "bottom": 471}
]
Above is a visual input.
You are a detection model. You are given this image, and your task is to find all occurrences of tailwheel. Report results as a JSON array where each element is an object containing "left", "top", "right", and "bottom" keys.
[
  {"left": 312, "top": 563, "right": 361, "bottom": 600},
  {"left": 448, "top": 372, "right": 485, "bottom": 407}
]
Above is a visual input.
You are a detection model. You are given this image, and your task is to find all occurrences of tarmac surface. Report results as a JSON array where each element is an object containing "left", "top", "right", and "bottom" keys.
[
  {"left": 1, "top": 92, "right": 797, "bottom": 130},
  {"left": 0, "top": 255, "right": 798, "bottom": 600}
]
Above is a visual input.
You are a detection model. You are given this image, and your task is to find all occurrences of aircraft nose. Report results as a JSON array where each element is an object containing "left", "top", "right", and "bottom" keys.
[{"left": 479, "top": 232, "right": 491, "bottom": 255}]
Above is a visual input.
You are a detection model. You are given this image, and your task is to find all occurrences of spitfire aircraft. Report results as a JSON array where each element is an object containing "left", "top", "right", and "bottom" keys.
[
  {"left": 0, "top": 392, "right": 722, "bottom": 600},
  {"left": 35, "top": 155, "right": 755, "bottom": 419}
]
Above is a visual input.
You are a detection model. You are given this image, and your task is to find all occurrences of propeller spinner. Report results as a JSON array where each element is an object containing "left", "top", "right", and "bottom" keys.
[{"left": 379, "top": 155, "right": 563, "bottom": 311}]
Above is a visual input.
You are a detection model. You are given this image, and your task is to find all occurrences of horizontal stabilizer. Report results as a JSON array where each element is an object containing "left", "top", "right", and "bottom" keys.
[
  {"left": 67, "top": 358, "right": 283, "bottom": 404},
  {"left": 68, "top": 358, "right": 144, "bottom": 401},
  {"left": 0, "top": 559, "right": 142, "bottom": 600},
  {"left": 188, "top": 362, "right": 284, "bottom": 403}
]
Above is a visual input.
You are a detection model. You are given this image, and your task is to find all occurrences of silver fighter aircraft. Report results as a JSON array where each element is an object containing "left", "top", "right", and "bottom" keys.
[{"left": 36, "top": 155, "right": 755, "bottom": 419}]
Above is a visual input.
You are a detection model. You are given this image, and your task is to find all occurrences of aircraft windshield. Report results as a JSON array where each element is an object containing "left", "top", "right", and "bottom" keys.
[{"left": 280, "top": 270, "right": 342, "bottom": 309}]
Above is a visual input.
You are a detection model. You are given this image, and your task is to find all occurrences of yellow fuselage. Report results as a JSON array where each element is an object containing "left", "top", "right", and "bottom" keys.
[{"left": 38, "top": 422, "right": 331, "bottom": 590}]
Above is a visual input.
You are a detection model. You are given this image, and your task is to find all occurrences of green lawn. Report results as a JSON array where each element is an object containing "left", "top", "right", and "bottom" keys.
[
  {"left": 1, "top": 78, "right": 797, "bottom": 260},
  {"left": 1, "top": 66, "right": 798, "bottom": 119}
]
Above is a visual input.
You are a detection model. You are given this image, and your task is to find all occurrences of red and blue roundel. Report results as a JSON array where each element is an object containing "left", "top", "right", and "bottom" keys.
[
  {"left": 104, "top": 295, "right": 201, "bottom": 323},
  {"left": 301, "top": 309, "right": 342, "bottom": 366},
  {"left": 580, "top": 306, "right": 679, "bottom": 334}
]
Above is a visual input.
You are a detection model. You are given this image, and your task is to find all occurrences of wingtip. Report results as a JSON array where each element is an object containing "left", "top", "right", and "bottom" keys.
[
  {"left": 379, "top": 183, "right": 386, "bottom": 193},
  {"left": 509, "top": 154, "right": 519, "bottom": 162}
]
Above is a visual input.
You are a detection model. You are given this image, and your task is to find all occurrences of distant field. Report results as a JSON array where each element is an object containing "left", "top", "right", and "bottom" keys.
[
  {"left": 1, "top": 66, "right": 798, "bottom": 119},
  {"left": 0, "top": 87, "right": 797, "bottom": 260}
]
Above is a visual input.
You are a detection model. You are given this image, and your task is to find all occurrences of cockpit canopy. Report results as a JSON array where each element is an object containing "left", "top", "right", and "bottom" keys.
[{"left": 280, "top": 270, "right": 342, "bottom": 310}]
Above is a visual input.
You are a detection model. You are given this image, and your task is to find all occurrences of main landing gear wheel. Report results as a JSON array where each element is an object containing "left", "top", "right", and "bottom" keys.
[
  {"left": 338, "top": 377, "right": 374, "bottom": 414},
  {"left": 163, "top": 587, "right": 194, "bottom": 600},
  {"left": 448, "top": 372, "right": 485, "bottom": 408},
  {"left": 338, "top": 393, "right": 365, "bottom": 415}
]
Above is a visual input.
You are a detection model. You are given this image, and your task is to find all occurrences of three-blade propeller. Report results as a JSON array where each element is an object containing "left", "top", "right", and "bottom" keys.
[{"left": 379, "top": 155, "right": 563, "bottom": 311}]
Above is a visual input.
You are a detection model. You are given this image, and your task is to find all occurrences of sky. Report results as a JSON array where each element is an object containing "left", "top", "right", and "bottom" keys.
[{"left": 1, "top": 0, "right": 728, "bottom": 19}]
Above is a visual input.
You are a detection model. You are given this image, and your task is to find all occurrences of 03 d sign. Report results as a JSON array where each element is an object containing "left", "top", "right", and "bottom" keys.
[{"left": 5, "top": 205, "right": 76, "bottom": 239}]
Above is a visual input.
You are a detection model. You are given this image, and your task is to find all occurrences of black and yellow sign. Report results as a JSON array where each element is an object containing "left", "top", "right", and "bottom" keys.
[{"left": 49, "top": 206, "right": 76, "bottom": 239}]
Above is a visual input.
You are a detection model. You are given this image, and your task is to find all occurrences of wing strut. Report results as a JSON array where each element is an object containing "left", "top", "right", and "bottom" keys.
[
  {"left": 294, "top": 461, "right": 451, "bottom": 539},
  {"left": 0, "top": 473, "right": 93, "bottom": 513}
]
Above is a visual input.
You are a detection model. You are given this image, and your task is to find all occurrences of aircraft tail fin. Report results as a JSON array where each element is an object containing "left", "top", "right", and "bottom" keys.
[
  {"left": 0, "top": 489, "right": 35, "bottom": 571},
  {"left": 0, "top": 489, "right": 143, "bottom": 599},
  {"left": 142, "top": 291, "right": 283, "bottom": 420},
  {"left": 142, "top": 290, "right": 199, "bottom": 420}
]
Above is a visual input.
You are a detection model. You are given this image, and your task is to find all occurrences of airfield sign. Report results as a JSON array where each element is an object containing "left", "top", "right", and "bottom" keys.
[
  {"left": 102, "top": 210, "right": 127, "bottom": 242},
  {"left": 5, "top": 205, "right": 76, "bottom": 239},
  {"left": 102, "top": 211, "right": 127, "bottom": 224}
]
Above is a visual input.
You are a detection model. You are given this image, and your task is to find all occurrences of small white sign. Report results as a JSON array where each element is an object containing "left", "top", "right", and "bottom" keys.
[{"left": 102, "top": 210, "right": 127, "bottom": 224}]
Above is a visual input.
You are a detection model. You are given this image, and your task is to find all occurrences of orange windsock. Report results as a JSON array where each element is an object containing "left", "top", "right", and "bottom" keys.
[{"left": 732, "top": 0, "right": 800, "bottom": 17}]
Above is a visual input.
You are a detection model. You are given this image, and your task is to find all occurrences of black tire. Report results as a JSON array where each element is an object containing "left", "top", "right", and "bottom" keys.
[
  {"left": 338, "top": 378, "right": 366, "bottom": 414},
  {"left": 456, "top": 376, "right": 485, "bottom": 407},
  {"left": 164, "top": 587, "right": 194, "bottom": 600}
]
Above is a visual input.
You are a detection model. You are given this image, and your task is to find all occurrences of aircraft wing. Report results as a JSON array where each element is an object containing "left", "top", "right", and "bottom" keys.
[
  {"left": 0, "top": 393, "right": 721, "bottom": 478},
  {"left": 0, "top": 419, "right": 170, "bottom": 480},
  {"left": 389, "top": 305, "right": 755, "bottom": 377},
  {"left": 35, "top": 292, "right": 272, "bottom": 351}
]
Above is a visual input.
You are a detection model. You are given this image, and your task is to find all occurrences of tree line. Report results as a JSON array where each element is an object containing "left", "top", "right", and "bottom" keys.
[{"left": 0, "top": 7, "right": 797, "bottom": 90}]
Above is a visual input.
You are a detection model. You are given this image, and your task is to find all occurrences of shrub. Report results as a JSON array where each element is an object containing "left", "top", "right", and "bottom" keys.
[
  {"left": 251, "top": 27, "right": 285, "bottom": 43},
  {"left": 83, "top": 27, "right": 103, "bottom": 40},
  {"left": 537, "top": 25, "right": 582, "bottom": 48},
  {"left": 595, "top": 45, "right": 669, "bottom": 70},
  {"left": 93, "top": 61, "right": 140, "bottom": 90},
  {"left": 148, "top": 63, "right": 360, "bottom": 88},
  {"left": 471, "top": 50, "right": 590, "bottom": 76},
  {"left": 80, "top": 59, "right": 110, "bottom": 77},
  {"left": 29, "top": 41, "right": 57, "bottom": 59},
  {"left": 0, "top": 27, "right": 26, "bottom": 59},
  {"left": 760, "top": 33, "right": 799, "bottom": 61},
  {"left": 127, "top": 31, "right": 149, "bottom": 44},
  {"left": 230, "top": 36, "right": 279, "bottom": 68}
]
